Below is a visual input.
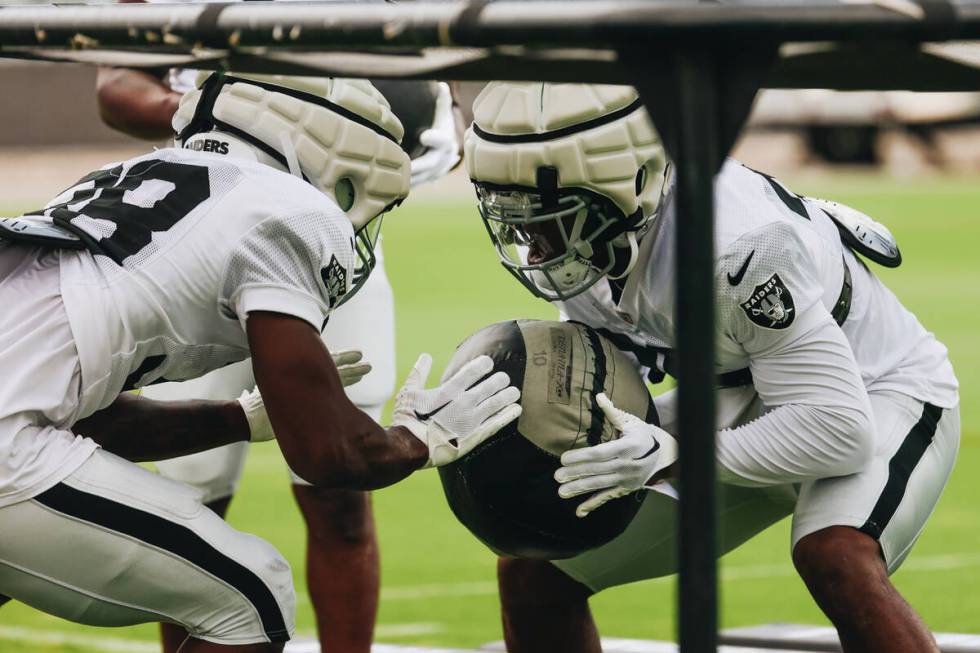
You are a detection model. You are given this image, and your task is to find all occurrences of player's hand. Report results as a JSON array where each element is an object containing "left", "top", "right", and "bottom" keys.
[
  {"left": 332, "top": 349, "right": 372, "bottom": 387},
  {"left": 409, "top": 83, "right": 461, "bottom": 187},
  {"left": 391, "top": 353, "right": 522, "bottom": 468},
  {"left": 238, "top": 349, "right": 371, "bottom": 443},
  {"left": 555, "top": 393, "right": 678, "bottom": 518}
]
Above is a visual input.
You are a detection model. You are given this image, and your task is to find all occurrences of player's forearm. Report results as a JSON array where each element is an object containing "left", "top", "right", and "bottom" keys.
[
  {"left": 96, "top": 68, "right": 180, "bottom": 140},
  {"left": 248, "top": 311, "right": 428, "bottom": 490},
  {"left": 719, "top": 317, "right": 875, "bottom": 486},
  {"left": 288, "top": 413, "right": 428, "bottom": 490},
  {"left": 716, "top": 402, "right": 873, "bottom": 486},
  {"left": 74, "top": 393, "right": 249, "bottom": 462}
]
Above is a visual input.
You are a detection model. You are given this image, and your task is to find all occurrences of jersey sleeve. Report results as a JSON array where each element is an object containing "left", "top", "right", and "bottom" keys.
[
  {"left": 220, "top": 209, "right": 355, "bottom": 332},
  {"left": 713, "top": 222, "right": 875, "bottom": 486}
]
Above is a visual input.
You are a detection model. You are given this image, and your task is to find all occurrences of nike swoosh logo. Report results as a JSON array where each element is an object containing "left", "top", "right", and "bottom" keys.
[
  {"left": 414, "top": 401, "right": 450, "bottom": 422},
  {"left": 636, "top": 439, "right": 661, "bottom": 460},
  {"left": 727, "top": 250, "right": 755, "bottom": 286}
]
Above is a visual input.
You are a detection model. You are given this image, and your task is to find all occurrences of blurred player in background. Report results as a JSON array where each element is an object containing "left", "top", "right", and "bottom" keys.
[
  {"left": 465, "top": 82, "right": 959, "bottom": 653},
  {"left": 97, "top": 61, "right": 461, "bottom": 652}
]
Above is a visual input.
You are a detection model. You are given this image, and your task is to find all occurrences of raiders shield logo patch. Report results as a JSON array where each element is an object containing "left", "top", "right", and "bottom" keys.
[
  {"left": 740, "top": 273, "right": 795, "bottom": 329},
  {"left": 321, "top": 255, "right": 348, "bottom": 308}
]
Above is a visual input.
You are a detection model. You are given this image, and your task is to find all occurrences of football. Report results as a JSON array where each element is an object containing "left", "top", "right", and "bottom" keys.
[{"left": 438, "top": 319, "right": 658, "bottom": 560}]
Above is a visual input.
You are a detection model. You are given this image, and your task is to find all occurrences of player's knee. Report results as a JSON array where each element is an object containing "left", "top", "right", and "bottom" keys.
[
  {"left": 498, "top": 557, "right": 592, "bottom": 611},
  {"left": 191, "top": 532, "right": 296, "bottom": 644},
  {"left": 295, "top": 485, "right": 373, "bottom": 546},
  {"left": 793, "top": 526, "right": 886, "bottom": 602},
  {"left": 246, "top": 535, "right": 297, "bottom": 640}
]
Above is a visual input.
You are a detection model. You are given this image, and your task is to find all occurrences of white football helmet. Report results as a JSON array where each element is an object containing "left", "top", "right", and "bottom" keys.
[
  {"left": 465, "top": 82, "right": 670, "bottom": 301},
  {"left": 173, "top": 72, "right": 411, "bottom": 304}
]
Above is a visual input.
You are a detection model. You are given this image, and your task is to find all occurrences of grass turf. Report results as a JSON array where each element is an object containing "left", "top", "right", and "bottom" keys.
[{"left": 0, "top": 172, "right": 978, "bottom": 650}]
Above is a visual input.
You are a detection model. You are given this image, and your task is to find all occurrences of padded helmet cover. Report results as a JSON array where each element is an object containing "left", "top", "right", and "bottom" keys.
[
  {"left": 464, "top": 82, "right": 670, "bottom": 226},
  {"left": 438, "top": 319, "right": 658, "bottom": 560},
  {"left": 173, "top": 73, "right": 411, "bottom": 231}
]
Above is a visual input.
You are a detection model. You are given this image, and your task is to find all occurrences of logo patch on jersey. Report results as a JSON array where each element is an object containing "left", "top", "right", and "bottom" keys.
[
  {"left": 321, "top": 255, "right": 348, "bottom": 309},
  {"left": 740, "top": 273, "right": 795, "bottom": 330}
]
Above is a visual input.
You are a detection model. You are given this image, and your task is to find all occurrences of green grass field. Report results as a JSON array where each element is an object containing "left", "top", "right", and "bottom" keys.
[{"left": 1, "top": 173, "right": 979, "bottom": 651}]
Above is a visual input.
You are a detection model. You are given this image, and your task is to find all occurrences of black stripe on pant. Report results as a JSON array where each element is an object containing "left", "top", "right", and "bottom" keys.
[
  {"left": 859, "top": 403, "right": 943, "bottom": 540},
  {"left": 34, "top": 483, "right": 290, "bottom": 643}
]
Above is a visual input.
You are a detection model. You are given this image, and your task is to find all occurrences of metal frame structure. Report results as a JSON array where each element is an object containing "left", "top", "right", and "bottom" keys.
[{"left": 2, "top": 1, "right": 980, "bottom": 650}]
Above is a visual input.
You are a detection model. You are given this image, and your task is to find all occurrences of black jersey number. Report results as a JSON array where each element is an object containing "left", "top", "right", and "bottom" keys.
[{"left": 30, "top": 160, "right": 211, "bottom": 265}]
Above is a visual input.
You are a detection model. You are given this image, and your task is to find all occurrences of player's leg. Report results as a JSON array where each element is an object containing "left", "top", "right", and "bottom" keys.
[
  {"left": 145, "top": 361, "right": 256, "bottom": 653},
  {"left": 498, "top": 481, "right": 796, "bottom": 653},
  {"left": 498, "top": 386, "right": 794, "bottom": 653},
  {"left": 498, "top": 556, "right": 599, "bottom": 653},
  {"left": 288, "top": 254, "right": 396, "bottom": 652},
  {"left": 291, "top": 482, "right": 379, "bottom": 652},
  {"left": 0, "top": 448, "right": 295, "bottom": 652},
  {"left": 791, "top": 391, "right": 960, "bottom": 653}
]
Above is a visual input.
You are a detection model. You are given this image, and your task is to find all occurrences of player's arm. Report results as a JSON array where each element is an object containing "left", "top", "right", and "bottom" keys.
[
  {"left": 714, "top": 313, "right": 873, "bottom": 486},
  {"left": 73, "top": 350, "right": 370, "bottom": 462},
  {"left": 555, "top": 223, "right": 875, "bottom": 514},
  {"left": 74, "top": 393, "right": 249, "bottom": 462},
  {"left": 247, "top": 311, "right": 522, "bottom": 490},
  {"left": 247, "top": 311, "right": 426, "bottom": 489},
  {"left": 95, "top": 68, "right": 180, "bottom": 140}
]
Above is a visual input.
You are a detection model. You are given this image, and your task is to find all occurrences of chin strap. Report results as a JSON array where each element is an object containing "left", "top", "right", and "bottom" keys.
[{"left": 278, "top": 132, "right": 304, "bottom": 180}]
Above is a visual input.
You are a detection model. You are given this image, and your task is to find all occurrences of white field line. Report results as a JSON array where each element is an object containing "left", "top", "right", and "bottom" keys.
[
  {"left": 365, "top": 552, "right": 980, "bottom": 601},
  {"left": 376, "top": 623, "right": 445, "bottom": 637},
  {"left": 2, "top": 554, "right": 978, "bottom": 652},
  {"left": 0, "top": 623, "right": 444, "bottom": 653},
  {"left": 722, "top": 552, "right": 980, "bottom": 582},
  {"left": 0, "top": 625, "right": 159, "bottom": 652}
]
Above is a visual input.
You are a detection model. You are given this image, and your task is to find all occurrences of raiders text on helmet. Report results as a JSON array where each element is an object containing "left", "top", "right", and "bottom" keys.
[
  {"left": 172, "top": 73, "right": 411, "bottom": 304},
  {"left": 465, "top": 83, "right": 670, "bottom": 301}
]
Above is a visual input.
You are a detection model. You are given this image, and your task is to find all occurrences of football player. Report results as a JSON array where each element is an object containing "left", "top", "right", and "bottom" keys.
[
  {"left": 465, "top": 82, "right": 959, "bottom": 653},
  {"left": 0, "top": 73, "right": 519, "bottom": 653},
  {"left": 98, "top": 57, "right": 461, "bottom": 652}
]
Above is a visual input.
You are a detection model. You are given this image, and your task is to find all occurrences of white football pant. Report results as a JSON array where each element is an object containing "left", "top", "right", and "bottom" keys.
[{"left": 554, "top": 385, "right": 960, "bottom": 591}]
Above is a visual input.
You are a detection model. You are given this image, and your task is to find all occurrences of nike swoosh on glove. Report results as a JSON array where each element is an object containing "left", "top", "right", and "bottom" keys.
[
  {"left": 238, "top": 349, "right": 372, "bottom": 443},
  {"left": 554, "top": 393, "right": 678, "bottom": 518},
  {"left": 391, "top": 353, "right": 522, "bottom": 468}
]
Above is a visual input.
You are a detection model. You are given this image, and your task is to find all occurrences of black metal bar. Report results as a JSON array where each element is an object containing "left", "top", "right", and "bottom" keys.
[
  {"left": 674, "top": 49, "right": 720, "bottom": 653},
  {"left": 3, "top": 1, "right": 980, "bottom": 50}
]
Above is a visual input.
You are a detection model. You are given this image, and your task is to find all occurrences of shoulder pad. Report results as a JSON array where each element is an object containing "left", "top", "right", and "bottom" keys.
[{"left": 806, "top": 197, "right": 902, "bottom": 268}]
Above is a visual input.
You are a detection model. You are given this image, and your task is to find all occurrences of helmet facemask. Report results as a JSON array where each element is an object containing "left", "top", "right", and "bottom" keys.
[
  {"left": 340, "top": 211, "right": 384, "bottom": 307},
  {"left": 476, "top": 169, "right": 644, "bottom": 301}
]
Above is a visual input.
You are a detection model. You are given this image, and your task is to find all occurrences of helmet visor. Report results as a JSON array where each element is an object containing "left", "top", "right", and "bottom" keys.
[{"left": 477, "top": 186, "right": 619, "bottom": 301}]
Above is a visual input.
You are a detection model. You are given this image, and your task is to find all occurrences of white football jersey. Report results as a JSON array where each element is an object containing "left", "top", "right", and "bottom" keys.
[
  {"left": 560, "top": 160, "right": 958, "bottom": 485},
  {"left": 44, "top": 147, "right": 354, "bottom": 418}
]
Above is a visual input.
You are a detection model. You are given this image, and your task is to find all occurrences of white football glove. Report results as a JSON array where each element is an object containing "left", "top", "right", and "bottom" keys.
[
  {"left": 554, "top": 393, "right": 678, "bottom": 518},
  {"left": 331, "top": 349, "right": 372, "bottom": 388},
  {"left": 391, "top": 353, "right": 522, "bottom": 468},
  {"left": 409, "top": 83, "right": 461, "bottom": 187},
  {"left": 237, "top": 349, "right": 372, "bottom": 443}
]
